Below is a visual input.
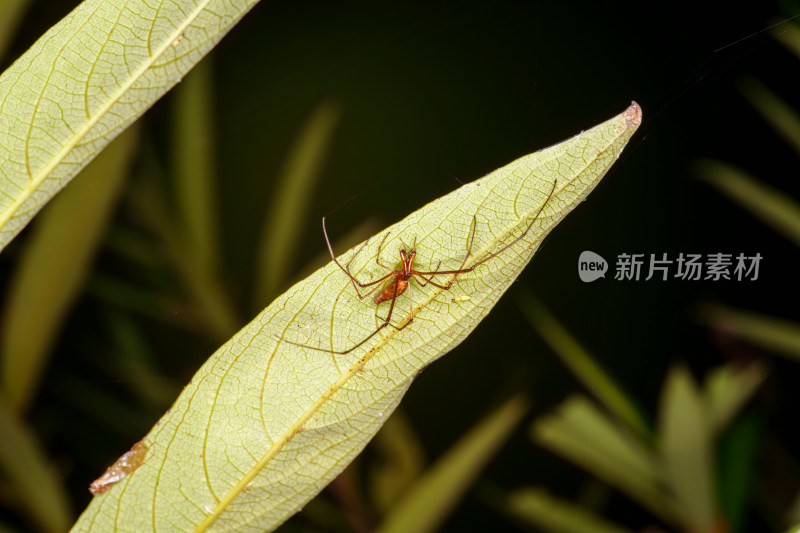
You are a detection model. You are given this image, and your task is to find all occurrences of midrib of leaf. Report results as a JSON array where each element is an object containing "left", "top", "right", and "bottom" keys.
[
  {"left": 0, "top": 0, "right": 211, "bottom": 232},
  {"left": 195, "top": 118, "right": 628, "bottom": 531}
]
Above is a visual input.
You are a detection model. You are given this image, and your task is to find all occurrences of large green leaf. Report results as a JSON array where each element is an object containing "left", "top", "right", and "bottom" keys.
[
  {"left": 71, "top": 103, "right": 642, "bottom": 532},
  {"left": 0, "top": 0, "right": 259, "bottom": 252}
]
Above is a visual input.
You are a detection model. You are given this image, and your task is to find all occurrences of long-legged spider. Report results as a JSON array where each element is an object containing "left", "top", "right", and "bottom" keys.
[{"left": 285, "top": 180, "right": 557, "bottom": 355}]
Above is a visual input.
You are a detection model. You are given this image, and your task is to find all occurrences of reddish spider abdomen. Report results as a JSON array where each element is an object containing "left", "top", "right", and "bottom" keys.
[{"left": 374, "top": 278, "right": 409, "bottom": 304}]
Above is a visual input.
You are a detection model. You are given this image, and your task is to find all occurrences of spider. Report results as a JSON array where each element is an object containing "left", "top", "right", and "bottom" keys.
[{"left": 284, "top": 179, "right": 557, "bottom": 355}]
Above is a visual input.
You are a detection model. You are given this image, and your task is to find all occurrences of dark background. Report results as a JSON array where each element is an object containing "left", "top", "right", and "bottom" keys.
[{"left": 2, "top": 1, "right": 799, "bottom": 532}]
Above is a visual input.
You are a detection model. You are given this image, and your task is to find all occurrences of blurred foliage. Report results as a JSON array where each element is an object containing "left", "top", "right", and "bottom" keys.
[
  {"left": 695, "top": 14, "right": 800, "bottom": 533},
  {"left": 512, "top": 300, "right": 765, "bottom": 532},
  {"left": 1, "top": 2, "right": 799, "bottom": 532}
]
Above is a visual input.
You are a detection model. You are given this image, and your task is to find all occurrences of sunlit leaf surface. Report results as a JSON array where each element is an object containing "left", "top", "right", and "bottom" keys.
[
  {"left": 0, "top": 0, "right": 259, "bottom": 252},
  {"left": 72, "top": 103, "right": 641, "bottom": 532}
]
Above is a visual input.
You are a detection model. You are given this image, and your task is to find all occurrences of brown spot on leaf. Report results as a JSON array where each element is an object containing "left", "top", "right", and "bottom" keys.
[{"left": 89, "top": 440, "right": 147, "bottom": 495}]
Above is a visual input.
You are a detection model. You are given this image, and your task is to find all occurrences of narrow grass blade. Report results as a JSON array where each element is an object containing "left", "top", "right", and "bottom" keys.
[
  {"left": 0, "top": 0, "right": 31, "bottom": 56},
  {"left": 376, "top": 395, "right": 528, "bottom": 533},
  {"left": 697, "top": 303, "right": 800, "bottom": 361},
  {"left": 771, "top": 20, "right": 800, "bottom": 61},
  {"left": 0, "top": 398, "right": 71, "bottom": 533},
  {"left": 517, "top": 292, "right": 649, "bottom": 439},
  {"left": 71, "top": 103, "right": 641, "bottom": 532},
  {"left": 369, "top": 409, "right": 426, "bottom": 513},
  {"left": 172, "top": 59, "right": 219, "bottom": 272},
  {"left": 657, "top": 365, "right": 716, "bottom": 533},
  {"left": 0, "top": 0, "right": 261, "bottom": 252},
  {"left": 703, "top": 361, "right": 767, "bottom": 433},
  {"left": 738, "top": 76, "right": 800, "bottom": 156},
  {"left": 506, "top": 488, "right": 635, "bottom": 533},
  {"left": 694, "top": 159, "right": 800, "bottom": 248},
  {"left": 255, "top": 101, "right": 342, "bottom": 307},
  {"left": 1, "top": 125, "right": 139, "bottom": 413},
  {"left": 532, "top": 395, "right": 676, "bottom": 525},
  {"left": 130, "top": 147, "right": 239, "bottom": 339}
]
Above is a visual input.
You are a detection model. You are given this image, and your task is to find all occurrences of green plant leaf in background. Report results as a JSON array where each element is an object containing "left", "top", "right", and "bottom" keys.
[
  {"left": 738, "top": 75, "right": 800, "bottom": 157},
  {"left": 532, "top": 395, "right": 676, "bottom": 525},
  {"left": 697, "top": 303, "right": 800, "bottom": 362},
  {"left": 172, "top": 58, "right": 220, "bottom": 281},
  {"left": 527, "top": 305, "right": 767, "bottom": 531},
  {"left": 369, "top": 408, "right": 426, "bottom": 514},
  {"left": 376, "top": 395, "right": 528, "bottom": 533},
  {"left": 658, "top": 365, "right": 716, "bottom": 533},
  {"left": 70, "top": 103, "right": 642, "bottom": 531},
  {"left": 0, "top": 0, "right": 260, "bottom": 252},
  {"left": 129, "top": 138, "right": 240, "bottom": 339},
  {"left": 771, "top": 17, "right": 800, "bottom": 60},
  {"left": 703, "top": 360, "right": 768, "bottom": 433},
  {"left": 255, "top": 100, "right": 342, "bottom": 308},
  {"left": 506, "top": 488, "right": 635, "bottom": 533},
  {"left": 694, "top": 159, "right": 800, "bottom": 248},
  {"left": 516, "top": 293, "right": 650, "bottom": 440},
  {"left": 1, "top": 125, "right": 140, "bottom": 414},
  {"left": 0, "top": 397, "right": 71, "bottom": 533},
  {"left": 0, "top": 0, "right": 31, "bottom": 57}
]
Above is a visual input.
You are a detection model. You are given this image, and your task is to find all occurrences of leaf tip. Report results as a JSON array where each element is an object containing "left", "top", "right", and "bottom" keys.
[{"left": 623, "top": 101, "right": 643, "bottom": 129}]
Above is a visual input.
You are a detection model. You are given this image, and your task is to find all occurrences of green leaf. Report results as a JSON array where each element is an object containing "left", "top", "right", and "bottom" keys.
[
  {"left": 1, "top": 125, "right": 140, "bottom": 413},
  {"left": 172, "top": 58, "right": 220, "bottom": 274},
  {"left": 703, "top": 360, "right": 767, "bottom": 434},
  {"left": 697, "top": 303, "right": 800, "bottom": 361},
  {"left": 657, "top": 365, "right": 716, "bottom": 533},
  {"left": 369, "top": 408, "right": 426, "bottom": 513},
  {"left": 0, "top": 397, "right": 71, "bottom": 533},
  {"left": 0, "top": 0, "right": 31, "bottom": 57},
  {"left": 531, "top": 395, "right": 676, "bottom": 525},
  {"left": 738, "top": 76, "right": 800, "bottom": 156},
  {"left": 516, "top": 293, "right": 650, "bottom": 439},
  {"left": 771, "top": 20, "right": 800, "bottom": 62},
  {"left": 694, "top": 159, "right": 800, "bottom": 248},
  {"left": 255, "top": 100, "right": 342, "bottom": 307},
  {"left": 130, "top": 142, "right": 240, "bottom": 338},
  {"left": 787, "top": 492, "right": 800, "bottom": 530},
  {"left": 0, "top": 0, "right": 260, "bottom": 252},
  {"left": 506, "top": 487, "right": 636, "bottom": 533},
  {"left": 71, "top": 103, "right": 641, "bottom": 532},
  {"left": 376, "top": 395, "right": 528, "bottom": 533}
]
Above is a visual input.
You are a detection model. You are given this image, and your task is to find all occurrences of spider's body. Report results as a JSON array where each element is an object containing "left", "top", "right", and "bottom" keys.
[{"left": 373, "top": 249, "right": 415, "bottom": 304}]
